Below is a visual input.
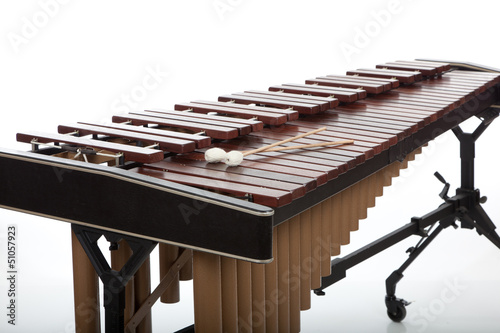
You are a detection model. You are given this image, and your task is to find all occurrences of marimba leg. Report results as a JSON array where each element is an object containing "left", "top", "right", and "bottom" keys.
[
  {"left": 375, "top": 170, "right": 384, "bottom": 197},
  {"left": 358, "top": 179, "right": 369, "bottom": 220},
  {"left": 221, "top": 257, "right": 238, "bottom": 332},
  {"left": 299, "top": 209, "right": 312, "bottom": 311},
  {"left": 391, "top": 161, "right": 401, "bottom": 178},
  {"left": 193, "top": 251, "right": 223, "bottom": 332},
  {"left": 277, "top": 221, "right": 291, "bottom": 332},
  {"left": 251, "top": 261, "right": 266, "bottom": 332},
  {"left": 237, "top": 260, "right": 253, "bottom": 332},
  {"left": 350, "top": 183, "right": 361, "bottom": 231},
  {"left": 134, "top": 257, "right": 152, "bottom": 333},
  {"left": 289, "top": 215, "right": 302, "bottom": 332},
  {"left": 340, "top": 188, "right": 352, "bottom": 245},
  {"left": 310, "top": 204, "right": 323, "bottom": 289},
  {"left": 382, "top": 165, "right": 393, "bottom": 187},
  {"left": 367, "top": 174, "right": 377, "bottom": 209},
  {"left": 159, "top": 243, "right": 180, "bottom": 303},
  {"left": 331, "top": 194, "right": 342, "bottom": 256},
  {"left": 320, "top": 201, "right": 332, "bottom": 276},
  {"left": 71, "top": 229, "right": 101, "bottom": 333},
  {"left": 265, "top": 231, "right": 279, "bottom": 332},
  {"left": 401, "top": 155, "right": 409, "bottom": 169},
  {"left": 179, "top": 249, "right": 193, "bottom": 281}
]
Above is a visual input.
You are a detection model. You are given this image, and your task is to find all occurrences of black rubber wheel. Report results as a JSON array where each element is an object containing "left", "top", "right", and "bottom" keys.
[{"left": 387, "top": 302, "right": 407, "bottom": 322}]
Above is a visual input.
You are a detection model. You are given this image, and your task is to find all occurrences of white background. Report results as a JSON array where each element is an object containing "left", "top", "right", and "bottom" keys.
[{"left": 1, "top": 0, "right": 500, "bottom": 332}]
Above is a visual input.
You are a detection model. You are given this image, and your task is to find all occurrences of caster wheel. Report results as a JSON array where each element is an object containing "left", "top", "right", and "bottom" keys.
[{"left": 387, "top": 302, "right": 407, "bottom": 322}]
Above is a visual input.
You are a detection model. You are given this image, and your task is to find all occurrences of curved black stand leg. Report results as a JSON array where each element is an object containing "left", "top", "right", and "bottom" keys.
[{"left": 385, "top": 223, "right": 445, "bottom": 322}]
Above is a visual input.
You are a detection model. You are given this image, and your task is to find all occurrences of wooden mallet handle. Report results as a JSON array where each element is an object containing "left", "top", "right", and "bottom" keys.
[
  {"left": 241, "top": 127, "right": 327, "bottom": 157},
  {"left": 243, "top": 140, "right": 354, "bottom": 153}
]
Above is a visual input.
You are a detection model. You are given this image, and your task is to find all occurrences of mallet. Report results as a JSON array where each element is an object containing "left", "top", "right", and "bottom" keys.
[
  {"left": 205, "top": 127, "right": 327, "bottom": 166},
  {"left": 204, "top": 127, "right": 353, "bottom": 166}
]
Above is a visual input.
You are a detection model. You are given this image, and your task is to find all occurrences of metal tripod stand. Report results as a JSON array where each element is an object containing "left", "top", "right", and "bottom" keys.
[{"left": 315, "top": 107, "right": 500, "bottom": 322}]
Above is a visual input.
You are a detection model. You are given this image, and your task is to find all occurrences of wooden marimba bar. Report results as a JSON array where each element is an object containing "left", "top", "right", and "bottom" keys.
[{"left": 5, "top": 59, "right": 500, "bottom": 332}]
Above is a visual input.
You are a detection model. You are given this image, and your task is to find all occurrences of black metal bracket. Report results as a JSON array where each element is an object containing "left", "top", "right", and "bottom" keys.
[
  {"left": 314, "top": 109, "right": 500, "bottom": 323},
  {"left": 72, "top": 224, "right": 157, "bottom": 333},
  {"left": 313, "top": 199, "right": 457, "bottom": 294}
]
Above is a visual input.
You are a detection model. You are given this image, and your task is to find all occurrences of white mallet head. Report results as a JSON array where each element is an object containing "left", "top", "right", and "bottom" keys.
[
  {"left": 204, "top": 147, "right": 227, "bottom": 163},
  {"left": 224, "top": 150, "right": 244, "bottom": 167}
]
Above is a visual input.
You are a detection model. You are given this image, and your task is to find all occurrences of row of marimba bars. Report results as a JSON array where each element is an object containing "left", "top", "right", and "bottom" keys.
[{"left": 70, "top": 146, "right": 422, "bottom": 333}]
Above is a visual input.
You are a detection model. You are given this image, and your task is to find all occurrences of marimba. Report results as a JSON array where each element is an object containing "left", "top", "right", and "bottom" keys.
[{"left": 1, "top": 59, "right": 500, "bottom": 333}]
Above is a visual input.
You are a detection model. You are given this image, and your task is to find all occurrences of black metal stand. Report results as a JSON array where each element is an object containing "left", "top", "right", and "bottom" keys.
[
  {"left": 72, "top": 224, "right": 157, "bottom": 333},
  {"left": 314, "top": 108, "right": 500, "bottom": 322}
]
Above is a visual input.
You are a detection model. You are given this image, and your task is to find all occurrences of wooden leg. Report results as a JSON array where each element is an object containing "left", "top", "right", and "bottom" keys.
[
  {"left": 382, "top": 165, "right": 393, "bottom": 187},
  {"left": 134, "top": 257, "right": 152, "bottom": 333},
  {"left": 340, "top": 188, "right": 351, "bottom": 245},
  {"left": 221, "top": 257, "right": 238, "bottom": 333},
  {"left": 350, "top": 183, "right": 361, "bottom": 230},
  {"left": 179, "top": 249, "right": 193, "bottom": 281},
  {"left": 375, "top": 171, "right": 384, "bottom": 197},
  {"left": 251, "top": 262, "right": 266, "bottom": 333},
  {"left": 158, "top": 243, "right": 180, "bottom": 303},
  {"left": 237, "top": 260, "right": 253, "bottom": 333},
  {"left": 392, "top": 161, "right": 401, "bottom": 178},
  {"left": 367, "top": 174, "right": 377, "bottom": 208},
  {"left": 310, "top": 204, "right": 322, "bottom": 289},
  {"left": 288, "top": 216, "right": 301, "bottom": 333},
  {"left": 71, "top": 230, "right": 101, "bottom": 333},
  {"left": 277, "top": 222, "right": 290, "bottom": 332},
  {"left": 330, "top": 194, "right": 342, "bottom": 256},
  {"left": 401, "top": 155, "right": 409, "bottom": 169},
  {"left": 193, "top": 252, "right": 223, "bottom": 333},
  {"left": 408, "top": 150, "right": 416, "bottom": 162},
  {"left": 358, "top": 178, "right": 368, "bottom": 221},
  {"left": 320, "top": 201, "right": 332, "bottom": 276},
  {"left": 265, "top": 231, "right": 279, "bottom": 332},
  {"left": 299, "top": 210, "right": 311, "bottom": 311}
]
